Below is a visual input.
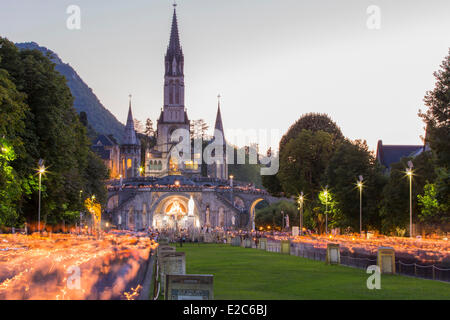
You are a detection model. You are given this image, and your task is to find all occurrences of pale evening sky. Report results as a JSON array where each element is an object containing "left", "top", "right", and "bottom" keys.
[{"left": 1, "top": 0, "right": 449, "bottom": 152}]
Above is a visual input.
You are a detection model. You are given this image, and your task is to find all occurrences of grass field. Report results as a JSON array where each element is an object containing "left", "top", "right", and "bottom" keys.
[{"left": 174, "top": 243, "right": 450, "bottom": 300}]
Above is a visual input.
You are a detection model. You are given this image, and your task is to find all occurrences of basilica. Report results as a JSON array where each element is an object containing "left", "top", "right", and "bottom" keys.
[
  {"left": 103, "top": 6, "right": 282, "bottom": 232},
  {"left": 95, "top": 5, "right": 227, "bottom": 182}
]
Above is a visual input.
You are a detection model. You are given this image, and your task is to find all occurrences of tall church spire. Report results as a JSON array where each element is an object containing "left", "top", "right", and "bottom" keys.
[
  {"left": 163, "top": 3, "right": 185, "bottom": 110},
  {"left": 165, "top": 3, "right": 184, "bottom": 76},
  {"left": 124, "top": 94, "right": 139, "bottom": 145},
  {"left": 215, "top": 94, "right": 224, "bottom": 134}
]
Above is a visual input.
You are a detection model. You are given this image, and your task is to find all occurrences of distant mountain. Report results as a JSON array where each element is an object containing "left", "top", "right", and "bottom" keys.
[{"left": 15, "top": 42, "right": 125, "bottom": 143}]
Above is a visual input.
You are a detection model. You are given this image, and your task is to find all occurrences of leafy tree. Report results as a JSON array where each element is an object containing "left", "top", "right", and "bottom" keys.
[
  {"left": 419, "top": 49, "right": 450, "bottom": 168},
  {"left": 190, "top": 119, "right": 210, "bottom": 140},
  {"left": 434, "top": 167, "right": 450, "bottom": 219},
  {"left": 144, "top": 118, "right": 155, "bottom": 138},
  {"left": 0, "top": 69, "right": 27, "bottom": 155},
  {"left": 278, "top": 129, "right": 335, "bottom": 197},
  {"left": 133, "top": 118, "right": 144, "bottom": 134},
  {"left": 279, "top": 113, "right": 343, "bottom": 153},
  {"left": 0, "top": 37, "right": 109, "bottom": 226},
  {"left": 325, "top": 140, "right": 387, "bottom": 231},
  {"left": 417, "top": 183, "right": 446, "bottom": 223},
  {"left": 0, "top": 138, "right": 22, "bottom": 225},
  {"left": 317, "top": 189, "right": 342, "bottom": 233},
  {"left": 379, "top": 152, "right": 435, "bottom": 234}
]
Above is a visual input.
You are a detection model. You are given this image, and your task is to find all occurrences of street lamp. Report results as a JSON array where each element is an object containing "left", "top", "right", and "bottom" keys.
[
  {"left": 297, "top": 192, "right": 304, "bottom": 236},
  {"left": 36, "top": 159, "right": 46, "bottom": 234},
  {"left": 139, "top": 166, "right": 143, "bottom": 176},
  {"left": 229, "top": 175, "right": 234, "bottom": 203},
  {"left": 357, "top": 175, "right": 363, "bottom": 236},
  {"left": 406, "top": 161, "right": 414, "bottom": 238}
]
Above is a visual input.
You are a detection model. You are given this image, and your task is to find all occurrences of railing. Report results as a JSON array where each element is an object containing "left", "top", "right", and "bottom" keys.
[{"left": 253, "top": 240, "right": 450, "bottom": 283}]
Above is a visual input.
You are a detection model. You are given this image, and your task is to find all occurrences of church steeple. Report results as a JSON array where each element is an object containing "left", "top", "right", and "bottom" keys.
[
  {"left": 165, "top": 3, "right": 184, "bottom": 77},
  {"left": 215, "top": 94, "right": 224, "bottom": 134},
  {"left": 163, "top": 3, "right": 186, "bottom": 111},
  {"left": 123, "top": 95, "right": 139, "bottom": 145}
]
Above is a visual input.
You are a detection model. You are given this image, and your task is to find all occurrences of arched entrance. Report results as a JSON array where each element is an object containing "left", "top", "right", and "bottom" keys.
[
  {"left": 249, "top": 198, "right": 270, "bottom": 231},
  {"left": 151, "top": 194, "right": 200, "bottom": 231}
]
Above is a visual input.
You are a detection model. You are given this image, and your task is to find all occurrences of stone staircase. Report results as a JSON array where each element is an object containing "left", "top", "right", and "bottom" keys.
[{"left": 215, "top": 192, "right": 247, "bottom": 215}]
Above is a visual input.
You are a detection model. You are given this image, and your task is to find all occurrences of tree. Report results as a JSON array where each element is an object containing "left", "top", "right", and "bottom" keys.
[
  {"left": 278, "top": 129, "right": 335, "bottom": 197},
  {"left": 325, "top": 139, "right": 386, "bottom": 231},
  {"left": 317, "top": 189, "right": 341, "bottom": 233},
  {"left": 279, "top": 113, "right": 343, "bottom": 153},
  {"left": 134, "top": 118, "right": 144, "bottom": 134},
  {"left": 227, "top": 145, "right": 262, "bottom": 187},
  {"left": 419, "top": 49, "right": 450, "bottom": 168},
  {"left": 190, "top": 119, "right": 209, "bottom": 140},
  {"left": 0, "top": 37, "right": 109, "bottom": 226},
  {"left": 0, "top": 138, "right": 23, "bottom": 225},
  {"left": 379, "top": 152, "right": 435, "bottom": 234},
  {"left": 144, "top": 118, "right": 155, "bottom": 138},
  {"left": 417, "top": 183, "right": 446, "bottom": 224}
]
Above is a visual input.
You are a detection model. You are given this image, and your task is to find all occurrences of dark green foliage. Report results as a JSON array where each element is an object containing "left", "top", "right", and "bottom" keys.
[
  {"left": 227, "top": 145, "right": 262, "bottom": 187},
  {"left": 326, "top": 140, "right": 387, "bottom": 231},
  {"left": 279, "top": 113, "right": 343, "bottom": 153},
  {"left": 0, "top": 37, "right": 109, "bottom": 227},
  {"left": 255, "top": 200, "right": 298, "bottom": 229},
  {"left": 379, "top": 152, "right": 435, "bottom": 234},
  {"left": 278, "top": 129, "right": 335, "bottom": 197},
  {"left": 419, "top": 49, "right": 450, "bottom": 168},
  {"left": 261, "top": 172, "right": 283, "bottom": 197}
]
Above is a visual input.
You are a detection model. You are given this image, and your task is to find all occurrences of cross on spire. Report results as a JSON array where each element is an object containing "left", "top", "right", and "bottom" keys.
[{"left": 173, "top": 0, "right": 177, "bottom": 8}]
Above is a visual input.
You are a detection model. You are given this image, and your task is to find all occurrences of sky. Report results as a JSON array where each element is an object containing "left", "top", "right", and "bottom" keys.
[{"left": 1, "top": 0, "right": 449, "bottom": 153}]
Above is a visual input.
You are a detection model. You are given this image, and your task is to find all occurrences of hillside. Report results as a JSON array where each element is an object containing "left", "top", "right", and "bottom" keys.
[{"left": 15, "top": 42, "right": 125, "bottom": 142}]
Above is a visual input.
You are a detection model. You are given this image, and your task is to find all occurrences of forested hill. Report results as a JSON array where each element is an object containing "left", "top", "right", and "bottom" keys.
[{"left": 15, "top": 42, "right": 125, "bottom": 143}]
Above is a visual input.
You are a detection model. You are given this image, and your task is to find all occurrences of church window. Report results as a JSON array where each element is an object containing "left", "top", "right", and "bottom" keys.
[{"left": 175, "top": 81, "right": 180, "bottom": 104}]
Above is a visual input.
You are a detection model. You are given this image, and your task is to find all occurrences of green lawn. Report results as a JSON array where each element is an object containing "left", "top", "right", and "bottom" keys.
[{"left": 174, "top": 243, "right": 450, "bottom": 300}]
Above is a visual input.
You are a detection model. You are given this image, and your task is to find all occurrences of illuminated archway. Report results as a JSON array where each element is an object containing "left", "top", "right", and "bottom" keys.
[
  {"left": 249, "top": 198, "right": 270, "bottom": 231},
  {"left": 151, "top": 194, "right": 200, "bottom": 231}
]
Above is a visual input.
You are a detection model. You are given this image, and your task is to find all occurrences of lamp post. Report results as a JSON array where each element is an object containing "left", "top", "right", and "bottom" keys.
[
  {"left": 357, "top": 176, "right": 363, "bottom": 236},
  {"left": 406, "top": 161, "right": 414, "bottom": 238},
  {"left": 229, "top": 175, "right": 234, "bottom": 203},
  {"left": 298, "top": 192, "right": 304, "bottom": 236},
  {"left": 37, "top": 159, "right": 46, "bottom": 234},
  {"left": 139, "top": 166, "right": 143, "bottom": 177}
]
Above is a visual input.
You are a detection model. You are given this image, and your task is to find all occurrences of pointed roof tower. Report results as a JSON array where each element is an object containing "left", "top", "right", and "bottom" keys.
[
  {"left": 165, "top": 3, "right": 184, "bottom": 76},
  {"left": 123, "top": 94, "right": 140, "bottom": 145},
  {"left": 215, "top": 94, "right": 225, "bottom": 134}
]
